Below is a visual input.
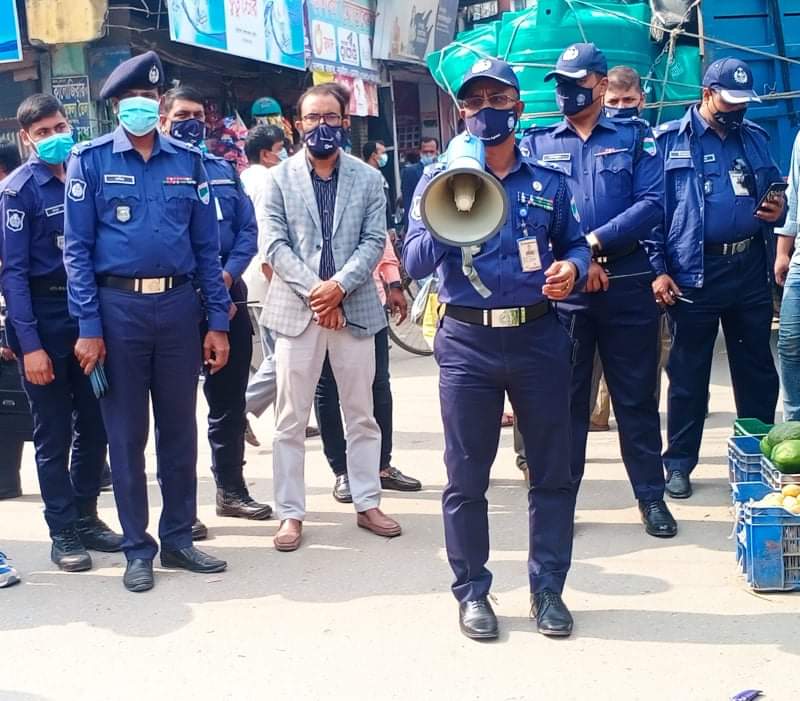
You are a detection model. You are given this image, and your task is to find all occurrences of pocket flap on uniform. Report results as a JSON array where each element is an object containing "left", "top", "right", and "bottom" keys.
[
  {"left": 162, "top": 183, "right": 200, "bottom": 201},
  {"left": 597, "top": 151, "right": 633, "bottom": 175},
  {"left": 101, "top": 184, "right": 141, "bottom": 202}
]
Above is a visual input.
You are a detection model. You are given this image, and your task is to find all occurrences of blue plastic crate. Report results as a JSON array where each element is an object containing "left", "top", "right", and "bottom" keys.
[
  {"left": 743, "top": 503, "right": 800, "bottom": 592},
  {"left": 734, "top": 504, "right": 748, "bottom": 575},
  {"left": 728, "top": 435, "right": 764, "bottom": 484},
  {"left": 731, "top": 480, "right": 770, "bottom": 504}
]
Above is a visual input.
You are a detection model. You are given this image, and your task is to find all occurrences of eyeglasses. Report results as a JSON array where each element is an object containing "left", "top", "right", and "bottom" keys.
[
  {"left": 301, "top": 113, "right": 343, "bottom": 126},
  {"left": 459, "top": 94, "right": 518, "bottom": 113}
]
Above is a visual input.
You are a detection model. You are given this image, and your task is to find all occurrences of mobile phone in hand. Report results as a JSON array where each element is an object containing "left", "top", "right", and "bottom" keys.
[{"left": 754, "top": 181, "right": 788, "bottom": 215}]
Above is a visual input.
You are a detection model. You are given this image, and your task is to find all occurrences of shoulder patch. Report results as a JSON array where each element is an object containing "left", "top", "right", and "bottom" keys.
[
  {"left": 570, "top": 196, "right": 581, "bottom": 223},
  {"left": 642, "top": 136, "right": 657, "bottom": 157},
  {"left": 5, "top": 209, "right": 24, "bottom": 232},
  {"left": 67, "top": 178, "right": 87, "bottom": 202},
  {"left": 197, "top": 180, "right": 211, "bottom": 205}
]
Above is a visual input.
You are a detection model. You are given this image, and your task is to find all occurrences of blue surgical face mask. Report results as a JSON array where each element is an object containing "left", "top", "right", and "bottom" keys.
[
  {"left": 32, "top": 131, "right": 75, "bottom": 165},
  {"left": 604, "top": 106, "right": 639, "bottom": 120},
  {"left": 465, "top": 107, "right": 518, "bottom": 145},
  {"left": 303, "top": 122, "right": 345, "bottom": 158},
  {"left": 169, "top": 118, "right": 205, "bottom": 146},
  {"left": 278, "top": 147, "right": 288, "bottom": 161},
  {"left": 555, "top": 80, "right": 596, "bottom": 116},
  {"left": 118, "top": 96, "right": 160, "bottom": 136},
  {"left": 377, "top": 153, "right": 388, "bottom": 168},
  {"left": 420, "top": 154, "right": 436, "bottom": 166}
]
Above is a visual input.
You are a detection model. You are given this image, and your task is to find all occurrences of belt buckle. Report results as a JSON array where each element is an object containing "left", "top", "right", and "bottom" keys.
[
  {"left": 490, "top": 308, "right": 520, "bottom": 328},
  {"left": 139, "top": 277, "right": 167, "bottom": 294},
  {"left": 734, "top": 239, "right": 748, "bottom": 254}
]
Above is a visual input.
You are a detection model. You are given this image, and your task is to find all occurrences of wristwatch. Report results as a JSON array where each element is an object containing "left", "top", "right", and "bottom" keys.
[
  {"left": 388, "top": 281, "right": 403, "bottom": 290},
  {"left": 334, "top": 281, "right": 347, "bottom": 296},
  {"left": 586, "top": 232, "right": 601, "bottom": 255}
]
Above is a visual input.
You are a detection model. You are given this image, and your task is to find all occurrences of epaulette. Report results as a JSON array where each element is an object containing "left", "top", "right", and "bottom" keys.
[
  {"left": 654, "top": 120, "right": 680, "bottom": 138},
  {"left": 0, "top": 163, "right": 34, "bottom": 196},
  {"left": 165, "top": 135, "right": 203, "bottom": 155},
  {"left": 522, "top": 123, "right": 555, "bottom": 137},
  {"left": 743, "top": 118, "right": 769, "bottom": 140},
  {"left": 70, "top": 132, "right": 114, "bottom": 156}
]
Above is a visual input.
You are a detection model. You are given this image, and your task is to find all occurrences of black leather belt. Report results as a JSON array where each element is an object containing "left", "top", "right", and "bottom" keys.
[
  {"left": 594, "top": 242, "right": 640, "bottom": 265},
  {"left": 704, "top": 236, "right": 755, "bottom": 256},
  {"left": 96, "top": 274, "right": 190, "bottom": 294},
  {"left": 29, "top": 276, "right": 68, "bottom": 297},
  {"left": 444, "top": 300, "right": 550, "bottom": 328}
]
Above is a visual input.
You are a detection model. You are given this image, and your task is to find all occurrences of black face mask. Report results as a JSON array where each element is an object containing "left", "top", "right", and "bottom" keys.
[
  {"left": 711, "top": 96, "right": 746, "bottom": 131},
  {"left": 604, "top": 106, "right": 639, "bottom": 120},
  {"left": 555, "top": 79, "right": 597, "bottom": 116}
]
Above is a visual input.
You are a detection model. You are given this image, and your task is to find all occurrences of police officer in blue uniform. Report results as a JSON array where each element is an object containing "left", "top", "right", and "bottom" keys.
[
  {"left": 63, "top": 51, "right": 232, "bottom": 592},
  {"left": 159, "top": 86, "right": 272, "bottom": 538},
  {"left": 651, "top": 58, "right": 785, "bottom": 499},
  {"left": 0, "top": 94, "right": 123, "bottom": 571},
  {"left": 520, "top": 43, "right": 677, "bottom": 538},
  {"left": 404, "top": 58, "right": 590, "bottom": 640}
]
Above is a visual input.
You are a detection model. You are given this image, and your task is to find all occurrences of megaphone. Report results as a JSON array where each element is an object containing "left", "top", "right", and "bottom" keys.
[{"left": 420, "top": 132, "right": 509, "bottom": 248}]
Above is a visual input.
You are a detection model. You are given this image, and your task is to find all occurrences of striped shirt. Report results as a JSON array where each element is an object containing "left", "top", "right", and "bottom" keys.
[{"left": 310, "top": 165, "right": 339, "bottom": 280}]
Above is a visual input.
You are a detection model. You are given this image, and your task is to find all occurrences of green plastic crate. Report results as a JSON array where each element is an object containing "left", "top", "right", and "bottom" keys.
[{"left": 734, "top": 418, "right": 774, "bottom": 438}]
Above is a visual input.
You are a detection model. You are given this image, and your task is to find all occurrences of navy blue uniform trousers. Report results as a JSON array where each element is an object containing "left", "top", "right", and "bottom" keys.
[
  {"left": 435, "top": 311, "right": 575, "bottom": 602},
  {"left": 202, "top": 279, "right": 252, "bottom": 491},
  {"left": 11, "top": 296, "right": 106, "bottom": 535},
  {"left": 558, "top": 249, "right": 664, "bottom": 503},
  {"left": 98, "top": 283, "right": 202, "bottom": 560},
  {"left": 315, "top": 326, "right": 392, "bottom": 475},
  {"left": 664, "top": 241, "right": 778, "bottom": 475}
]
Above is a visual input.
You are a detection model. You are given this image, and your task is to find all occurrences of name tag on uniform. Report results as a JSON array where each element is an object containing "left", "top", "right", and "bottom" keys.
[
  {"left": 542, "top": 153, "right": 571, "bottom": 162},
  {"left": 729, "top": 170, "right": 749, "bottom": 197},
  {"left": 104, "top": 174, "right": 136, "bottom": 185},
  {"left": 703, "top": 154, "right": 716, "bottom": 163},
  {"left": 669, "top": 150, "right": 691, "bottom": 160},
  {"left": 163, "top": 176, "right": 197, "bottom": 185},
  {"left": 44, "top": 204, "right": 64, "bottom": 217},
  {"left": 210, "top": 178, "right": 236, "bottom": 187},
  {"left": 214, "top": 197, "right": 224, "bottom": 221},
  {"left": 517, "top": 237, "right": 542, "bottom": 272}
]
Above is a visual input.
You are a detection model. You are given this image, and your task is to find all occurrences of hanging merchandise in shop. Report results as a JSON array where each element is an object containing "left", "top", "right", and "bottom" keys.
[
  {"left": 0, "top": 0, "right": 22, "bottom": 64},
  {"left": 307, "top": 0, "right": 379, "bottom": 82},
  {"left": 313, "top": 70, "right": 378, "bottom": 117},
  {"left": 167, "top": 0, "right": 306, "bottom": 71},
  {"left": 372, "top": 0, "right": 458, "bottom": 65},
  {"left": 52, "top": 76, "right": 93, "bottom": 142}
]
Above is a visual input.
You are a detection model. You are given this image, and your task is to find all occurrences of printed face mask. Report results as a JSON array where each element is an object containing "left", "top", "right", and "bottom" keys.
[{"left": 465, "top": 107, "right": 518, "bottom": 144}]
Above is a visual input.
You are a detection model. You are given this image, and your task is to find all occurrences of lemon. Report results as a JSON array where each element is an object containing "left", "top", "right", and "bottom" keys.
[
  {"left": 757, "top": 493, "right": 783, "bottom": 506},
  {"left": 782, "top": 496, "right": 798, "bottom": 509}
]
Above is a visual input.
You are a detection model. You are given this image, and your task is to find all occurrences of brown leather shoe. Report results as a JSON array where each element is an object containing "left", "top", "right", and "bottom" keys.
[
  {"left": 356, "top": 508, "right": 402, "bottom": 538},
  {"left": 273, "top": 519, "right": 303, "bottom": 552}
]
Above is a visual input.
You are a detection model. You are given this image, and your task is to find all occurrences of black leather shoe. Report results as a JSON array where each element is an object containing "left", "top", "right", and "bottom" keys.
[
  {"left": 51, "top": 527, "right": 92, "bottom": 572},
  {"left": 531, "top": 591, "right": 573, "bottom": 637},
  {"left": 160, "top": 546, "right": 227, "bottom": 573},
  {"left": 76, "top": 515, "right": 124, "bottom": 552},
  {"left": 216, "top": 488, "right": 273, "bottom": 520},
  {"left": 665, "top": 470, "right": 692, "bottom": 499},
  {"left": 333, "top": 474, "right": 352, "bottom": 503},
  {"left": 459, "top": 598, "right": 498, "bottom": 640},
  {"left": 123, "top": 558, "right": 154, "bottom": 593},
  {"left": 192, "top": 519, "right": 208, "bottom": 541},
  {"left": 638, "top": 499, "right": 678, "bottom": 538},
  {"left": 380, "top": 466, "right": 422, "bottom": 492}
]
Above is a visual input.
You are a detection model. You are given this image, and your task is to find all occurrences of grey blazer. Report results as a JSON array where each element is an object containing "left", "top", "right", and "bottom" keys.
[{"left": 259, "top": 150, "right": 388, "bottom": 338}]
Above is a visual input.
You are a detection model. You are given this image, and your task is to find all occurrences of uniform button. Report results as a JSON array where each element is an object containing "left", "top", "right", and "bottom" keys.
[
  {"left": 584, "top": 195, "right": 590, "bottom": 200},
  {"left": 583, "top": 170, "right": 589, "bottom": 175},
  {"left": 316, "top": 244, "right": 322, "bottom": 250},
  {"left": 501, "top": 254, "right": 507, "bottom": 260}
]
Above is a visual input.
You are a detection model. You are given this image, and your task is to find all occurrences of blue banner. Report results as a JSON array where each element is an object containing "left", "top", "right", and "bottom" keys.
[
  {"left": 0, "top": 0, "right": 23, "bottom": 64},
  {"left": 168, "top": 0, "right": 305, "bottom": 71}
]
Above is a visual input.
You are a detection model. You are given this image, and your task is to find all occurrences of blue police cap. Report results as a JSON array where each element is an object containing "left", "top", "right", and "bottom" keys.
[
  {"left": 544, "top": 43, "right": 608, "bottom": 82},
  {"left": 457, "top": 57, "right": 520, "bottom": 100},
  {"left": 100, "top": 50, "right": 164, "bottom": 100},
  {"left": 702, "top": 57, "right": 761, "bottom": 104}
]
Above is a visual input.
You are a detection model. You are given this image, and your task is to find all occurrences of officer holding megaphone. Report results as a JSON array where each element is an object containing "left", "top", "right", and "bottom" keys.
[{"left": 403, "top": 57, "right": 590, "bottom": 641}]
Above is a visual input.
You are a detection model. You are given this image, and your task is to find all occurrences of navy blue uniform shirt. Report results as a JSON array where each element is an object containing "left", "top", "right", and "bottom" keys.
[
  {"left": 520, "top": 114, "right": 664, "bottom": 253},
  {"left": 0, "top": 155, "right": 67, "bottom": 354},
  {"left": 690, "top": 107, "right": 760, "bottom": 244},
  {"left": 203, "top": 154, "right": 257, "bottom": 281},
  {"left": 402, "top": 147, "right": 590, "bottom": 308},
  {"left": 63, "top": 127, "right": 231, "bottom": 337}
]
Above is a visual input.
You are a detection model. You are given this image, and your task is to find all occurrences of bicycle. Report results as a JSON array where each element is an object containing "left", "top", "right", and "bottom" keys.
[{"left": 388, "top": 234, "right": 435, "bottom": 357}]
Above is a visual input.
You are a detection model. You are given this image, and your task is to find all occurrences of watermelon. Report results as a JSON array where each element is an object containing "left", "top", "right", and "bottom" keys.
[
  {"left": 770, "top": 439, "right": 800, "bottom": 474},
  {"left": 760, "top": 435, "right": 773, "bottom": 458},
  {"left": 766, "top": 421, "right": 800, "bottom": 448}
]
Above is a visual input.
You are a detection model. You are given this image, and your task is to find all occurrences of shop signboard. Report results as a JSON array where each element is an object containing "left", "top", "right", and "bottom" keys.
[
  {"left": 372, "top": 0, "right": 458, "bottom": 65},
  {"left": 168, "top": 0, "right": 306, "bottom": 71},
  {"left": 0, "top": 0, "right": 23, "bottom": 64},
  {"left": 307, "top": 0, "right": 378, "bottom": 82},
  {"left": 52, "top": 76, "right": 93, "bottom": 142}
]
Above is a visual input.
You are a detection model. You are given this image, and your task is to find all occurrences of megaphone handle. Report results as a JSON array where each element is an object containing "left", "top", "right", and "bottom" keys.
[{"left": 461, "top": 248, "right": 492, "bottom": 299}]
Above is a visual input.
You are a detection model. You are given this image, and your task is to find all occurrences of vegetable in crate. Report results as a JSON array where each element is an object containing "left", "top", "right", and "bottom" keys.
[
  {"left": 770, "top": 439, "right": 800, "bottom": 474},
  {"left": 759, "top": 435, "right": 772, "bottom": 458},
  {"left": 765, "top": 421, "right": 800, "bottom": 447}
]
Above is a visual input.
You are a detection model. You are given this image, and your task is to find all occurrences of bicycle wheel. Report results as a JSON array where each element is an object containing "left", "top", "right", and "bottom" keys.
[{"left": 388, "top": 279, "right": 434, "bottom": 357}]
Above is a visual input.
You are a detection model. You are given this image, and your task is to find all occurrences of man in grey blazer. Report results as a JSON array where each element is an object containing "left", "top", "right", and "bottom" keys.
[{"left": 260, "top": 84, "right": 402, "bottom": 551}]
